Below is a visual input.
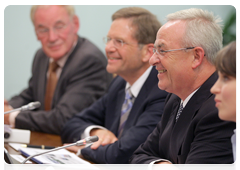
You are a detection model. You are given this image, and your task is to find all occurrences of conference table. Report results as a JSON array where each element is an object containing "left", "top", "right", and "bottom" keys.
[{"left": 4, "top": 132, "right": 108, "bottom": 170}]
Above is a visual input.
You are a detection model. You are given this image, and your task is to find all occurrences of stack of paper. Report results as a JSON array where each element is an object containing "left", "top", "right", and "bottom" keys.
[{"left": 8, "top": 143, "right": 90, "bottom": 164}]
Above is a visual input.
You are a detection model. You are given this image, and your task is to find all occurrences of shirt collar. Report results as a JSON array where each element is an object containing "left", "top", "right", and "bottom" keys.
[
  {"left": 49, "top": 40, "right": 77, "bottom": 68},
  {"left": 181, "top": 87, "right": 200, "bottom": 108},
  {"left": 125, "top": 66, "right": 152, "bottom": 98}
]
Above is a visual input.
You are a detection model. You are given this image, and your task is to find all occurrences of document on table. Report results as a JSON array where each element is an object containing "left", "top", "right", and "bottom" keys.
[
  {"left": 10, "top": 154, "right": 32, "bottom": 163},
  {"left": 19, "top": 148, "right": 99, "bottom": 170}
]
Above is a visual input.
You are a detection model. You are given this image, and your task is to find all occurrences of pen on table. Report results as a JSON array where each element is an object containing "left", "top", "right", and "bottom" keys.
[{"left": 21, "top": 144, "right": 55, "bottom": 149}]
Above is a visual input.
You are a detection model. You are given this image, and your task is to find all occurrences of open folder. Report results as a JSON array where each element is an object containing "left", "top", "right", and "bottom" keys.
[{"left": 19, "top": 148, "right": 99, "bottom": 170}]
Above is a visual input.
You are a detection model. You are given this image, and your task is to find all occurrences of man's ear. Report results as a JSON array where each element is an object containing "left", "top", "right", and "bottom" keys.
[
  {"left": 192, "top": 47, "right": 205, "bottom": 69},
  {"left": 141, "top": 43, "right": 154, "bottom": 63},
  {"left": 73, "top": 15, "right": 80, "bottom": 33}
]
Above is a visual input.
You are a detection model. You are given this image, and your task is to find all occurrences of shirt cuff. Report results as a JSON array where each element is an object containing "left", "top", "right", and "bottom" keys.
[
  {"left": 147, "top": 159, "right": 172, "bottom": 170},
  {"left": 76, "top": 148, "right": 82, "bottom": 156},
  {"left": 76, "top": 143, "right": 93, "bottom": 156},
  {"left": 81, "top": 125, "right": 107, "bottom": 139}
]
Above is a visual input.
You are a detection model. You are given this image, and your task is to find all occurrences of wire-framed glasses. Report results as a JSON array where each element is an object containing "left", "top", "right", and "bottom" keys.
[
  {"left": 103, "top": 37, "right": 140, "bottom": 49},
  {"left": 36, "top": 22, "right": 68, "bottom": 38},
  {"left": 153, "top": 47, "right": 195, "bottom": 55}
]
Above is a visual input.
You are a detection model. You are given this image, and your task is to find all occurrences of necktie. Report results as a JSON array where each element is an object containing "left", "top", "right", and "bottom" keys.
[
  {"left": 118, "top": 88, "right": 134, "bottom": 137},
  {"left": 45, "top": 61, "right": 59, "bottom": 111},
  {"left": 176, "top": 102, "right": 183, "bottom": 122}
]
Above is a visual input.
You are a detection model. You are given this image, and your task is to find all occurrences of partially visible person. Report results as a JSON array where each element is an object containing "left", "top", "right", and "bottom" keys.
[
  {"left": 61, "top": 7, "right": 168, "bottom": 164},
  {"left": 130, "top": 8, "right": 236, "bottom": 164},
  {"left": 4, "top": 5, "right": 112, "bottom": 134},
  {"left": 210, "top": 41, "right": 236, "bottom": 161}
]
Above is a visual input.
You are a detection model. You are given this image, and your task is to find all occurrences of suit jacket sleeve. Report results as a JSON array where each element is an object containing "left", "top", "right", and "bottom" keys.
[
  {"left": 130, "top": 92, "right": 235, "bottom": 164},
  {"left": 9, "top": 37, "right": 112, "bottom": 135},
  {"left": 61, "top": 75, "right": 168, "bottom": 164}
]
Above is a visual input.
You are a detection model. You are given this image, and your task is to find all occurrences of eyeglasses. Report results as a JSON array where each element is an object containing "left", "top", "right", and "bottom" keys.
[
  {"left": 36, "top": 22, "right": 68, "bottom": 38},
  {"left": 103, "top": 37, "right": 139, "bottom": 49},
  {"left": 153, "top": 47, "right": 195, "bottom": 55}
]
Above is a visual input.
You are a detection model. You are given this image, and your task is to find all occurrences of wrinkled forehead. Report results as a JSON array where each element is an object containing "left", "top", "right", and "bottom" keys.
[{"left": 155, "top": 20, "right": 186, "bottom": 48}]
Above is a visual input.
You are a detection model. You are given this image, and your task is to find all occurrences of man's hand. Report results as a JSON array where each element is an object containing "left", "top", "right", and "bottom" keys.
[
  {"left": 4, "top": 99, "right": 9, "bottom": 105},
  {"left": 4, "top": 114, "right": 10, "bottom": 125},
  {"left": 152, "top": 162, "right": 180, "bottom": 170},
  {"left": 4, "top": 99, "right": 12, "bottom": 112},
  {"left": 90, "top": 128, "right": 118, "bottom": 150},
  {"left": 63, "top": 144, "right": 84, "bottom": 153}
]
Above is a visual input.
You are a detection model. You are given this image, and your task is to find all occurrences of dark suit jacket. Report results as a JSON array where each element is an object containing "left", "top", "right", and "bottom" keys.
[
  {"left": 61, "top": 67, "right": 168, "bottom": 163},
  {"left": 130, "top": 72, "right": 236, "bottom": 164},
  {"left": 9, "top": 36, "right": 112, "bottom": 135}
]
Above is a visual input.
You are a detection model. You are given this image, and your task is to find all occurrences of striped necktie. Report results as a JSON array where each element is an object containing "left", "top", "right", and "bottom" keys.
[
  {"left": 44, "top": 61, "right": 59, "bottom": 111},
  {"left": 118, "top": 88, "right": 134, "bottom": 137},
  {"left": 176, "top": 102, "right": 183, "bottom": 122}
]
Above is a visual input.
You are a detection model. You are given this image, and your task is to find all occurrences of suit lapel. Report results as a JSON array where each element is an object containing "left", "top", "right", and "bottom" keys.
[
  {"left": 171, "top": 72, "right": 218, "bottom": 159},
  {"left": 38, "top": 56, "right": 49, "bottom": 110},
  {"left": 111, "top": 88, "right": 125, "bottom": 135},
  {"left": 51, "top": 37, "right": 82, "bottom": 108},
  {"left": 121, "top": 68, "right": 155, "bottom": 135},
  {"left": 159, "top": 94, "right": 180, "bottom": 163},
  {"left": 127, "top": 85, "right": 147, "bottom": 122}
]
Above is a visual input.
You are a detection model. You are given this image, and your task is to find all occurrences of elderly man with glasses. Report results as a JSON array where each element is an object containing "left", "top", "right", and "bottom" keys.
[
  {"left": 61, "top": 7, "right": 168, "bottom": 164},
  {"left": 130, "top": 8, "right": 236, "bottom": 164},
  {"left": 4, "top": 5, "right": 112, "bottom": 135}
]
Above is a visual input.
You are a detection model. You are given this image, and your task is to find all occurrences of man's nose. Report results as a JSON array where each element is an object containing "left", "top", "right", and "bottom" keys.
[
  {"left": 149, "top": 53, "right": 160, "bottom": 66},
  {"left": 105, "top": 40, "right": 117, "bottom": 52},
  {"left": 48, "top": 28, "right": 58, "bottom": 41}
]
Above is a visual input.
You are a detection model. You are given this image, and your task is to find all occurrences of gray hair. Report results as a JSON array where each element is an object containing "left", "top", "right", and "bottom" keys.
[
  {"left": 30, "top": 5, "right": 76, "bottom": 24},
  {"left": 167, "top": 8, "right": 223, "bottom": 64}
]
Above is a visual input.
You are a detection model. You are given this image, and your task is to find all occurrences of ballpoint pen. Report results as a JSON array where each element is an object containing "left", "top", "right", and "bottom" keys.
[{"left": 21, "top": 144, "right": 55, "bottom": 149}]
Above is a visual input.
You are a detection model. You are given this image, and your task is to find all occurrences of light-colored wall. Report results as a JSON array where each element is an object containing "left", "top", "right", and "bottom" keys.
[{"left": 4, "top": 5, "right": 236, "bottom": 99}]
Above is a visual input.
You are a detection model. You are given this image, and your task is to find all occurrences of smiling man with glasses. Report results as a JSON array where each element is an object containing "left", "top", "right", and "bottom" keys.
[
  {"left": 130, "top": 8, "right": 236, "bottom": 164},
  {"left": 4, "top": 5, "right": 112, "bottom": 135},
  {"left": 61, "top": 7, "right": 168, "bottom": 164}
]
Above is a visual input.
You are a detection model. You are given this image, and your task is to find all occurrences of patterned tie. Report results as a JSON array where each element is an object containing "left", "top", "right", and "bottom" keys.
[
  {"left": 118, "top": 88, "right": 134, "bottom": 137},
  {"left": 45, "top": 61, "right": 59, "bottom": 111},
  {"left": 175, "top": 102, "right": 183, "bottom": 122}
]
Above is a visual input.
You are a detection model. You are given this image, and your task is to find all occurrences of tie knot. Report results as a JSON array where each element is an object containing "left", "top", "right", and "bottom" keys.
[
  {"left": 125, "top": 88, "right": 133, "bottom": 100},
  {"left": 50, "top": 61, "right": 59, "bottom": 72}
]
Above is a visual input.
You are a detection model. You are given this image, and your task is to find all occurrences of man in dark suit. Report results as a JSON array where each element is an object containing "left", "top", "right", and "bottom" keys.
[
  {"left": 130, "top": 8, "right": 236, "bottom": 164},
  {"left": 4, "top": 5, "right": 112, "bottom": 135},
  {"left": 61, "top": 7, "right": 168, "bottom": 164}
]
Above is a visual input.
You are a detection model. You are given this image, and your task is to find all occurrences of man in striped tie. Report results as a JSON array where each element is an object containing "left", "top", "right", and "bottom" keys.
[
  {"left": 130, "top": 8, "right": 236, "bottom": 164},
  {"left": 61, "top": 7, "right": 168, "bottom": 163}
]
